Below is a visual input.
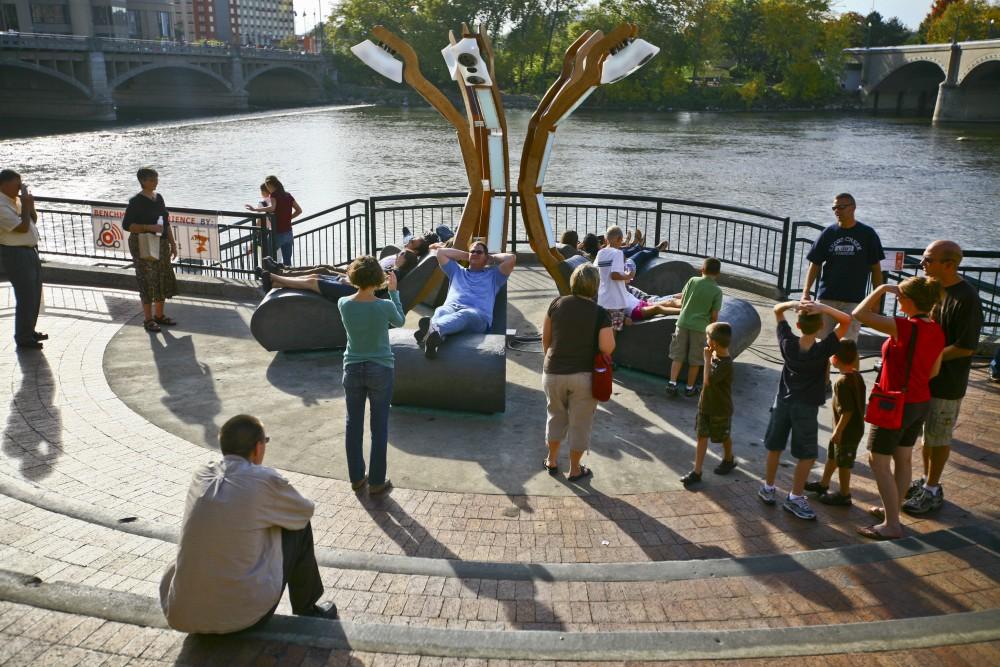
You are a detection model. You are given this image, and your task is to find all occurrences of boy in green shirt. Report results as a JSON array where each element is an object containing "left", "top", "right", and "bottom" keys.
[{"left": 667, "top": 257, "right": 724, "bottom": 398}]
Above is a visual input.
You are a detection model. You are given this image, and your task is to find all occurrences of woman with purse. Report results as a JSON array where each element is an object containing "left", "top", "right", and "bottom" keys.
[
  {"left": 541, "top": 263, "right": 615, "bottom": 482},
  {"left": 122, "top": 167, "right": 178, "bottom": 333},
  {"left": 852, "top": 276, "right": 945, "bottom": 540}
]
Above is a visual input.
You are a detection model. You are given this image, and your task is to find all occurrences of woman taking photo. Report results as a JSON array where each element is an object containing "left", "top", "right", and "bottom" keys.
[
  {"left": 853, "top": 276, "right": 945, "bottom": 540},
  {"left": 246, "top": 175, "right": 301, "bottom": 267},
  {"left": 542, "top": 263, "right": 615, "bottom": 482},
  {"left": 338, "top": 256, "right": 405, "bottom": 495},
  {"left": 122, "top": 167, "right": 178, "bottom": 333}
]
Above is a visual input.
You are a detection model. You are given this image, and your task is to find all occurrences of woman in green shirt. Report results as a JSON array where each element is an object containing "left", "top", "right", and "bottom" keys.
[{"left": 338, "top": 256, "right": 405, "bottom": 494}]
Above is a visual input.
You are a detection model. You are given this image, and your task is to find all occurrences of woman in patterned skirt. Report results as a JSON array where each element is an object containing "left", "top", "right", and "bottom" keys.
[{"left": 122, "top": 167, "right": 178, "bottom": 332}]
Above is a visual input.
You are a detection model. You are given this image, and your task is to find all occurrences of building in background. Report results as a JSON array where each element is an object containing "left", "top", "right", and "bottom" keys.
[
  {"left": 234, "top": 0, "right": 293, "bottom": 47},
  {"left": 0, "top": 0, "right": 177, "bottom": 40},
  {"left": 172, "top": 0, "right": 294, "bottom": 46}
]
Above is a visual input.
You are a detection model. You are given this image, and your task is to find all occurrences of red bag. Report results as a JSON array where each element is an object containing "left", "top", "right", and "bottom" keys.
[
  {"left": 592, "top": 352, "right": 613, "bottom": 401},
  {"left": 865, "top": 321, "right": 918, "bottom": 430}
]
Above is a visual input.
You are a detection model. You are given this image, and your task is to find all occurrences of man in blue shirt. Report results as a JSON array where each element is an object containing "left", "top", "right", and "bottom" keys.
[
  {"left": 802, "top": 193, "right": 884, "bottom": 340},
  {"left": 416, "top": 241, "right": 515, "bottom": 359}
]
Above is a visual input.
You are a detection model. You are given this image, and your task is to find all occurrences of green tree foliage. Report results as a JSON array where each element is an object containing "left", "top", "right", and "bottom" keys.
[
  {"left": 925, "top": 0, "right": 1000, "bottom": 43},
  {"left": 326, "top": 0, "right": 916, "bottom": 108}
]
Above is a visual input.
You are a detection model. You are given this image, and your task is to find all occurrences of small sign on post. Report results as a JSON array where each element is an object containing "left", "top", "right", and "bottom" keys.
[
  {"left": 879, "top": 251, "right": 906, "bottom": 270},
  {"left": 92, "top": 206, "right": 127, "bottom": 253}
]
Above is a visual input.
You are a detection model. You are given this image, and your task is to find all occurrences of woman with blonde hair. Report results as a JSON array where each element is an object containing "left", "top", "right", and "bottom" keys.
[
  {"left": 541, "top": 263, "right": 615, "bottom": 482},
  {"left": 852, "top": 276, "right": 946, "bottom": 540},
  {"left": 338, "top": 256, "right": 405, "bottom": 495}
]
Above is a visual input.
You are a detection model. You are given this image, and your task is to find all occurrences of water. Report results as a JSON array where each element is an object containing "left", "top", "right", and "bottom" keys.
[{"left": 2, "top": 105, "right": 999, "bottom": 250}]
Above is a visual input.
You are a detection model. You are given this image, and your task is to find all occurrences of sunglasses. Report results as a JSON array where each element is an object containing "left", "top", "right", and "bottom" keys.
[{"left": 831, "top": 204, "right": 854, "bottom": 211}]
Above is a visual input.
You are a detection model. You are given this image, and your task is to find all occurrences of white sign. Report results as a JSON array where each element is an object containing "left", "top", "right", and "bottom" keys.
[
  {"left": 879, "top": 251, "right": 906, "bottom": 270},
  {"left": 90, "top": 206, "right": 220, "bottom": 263}
]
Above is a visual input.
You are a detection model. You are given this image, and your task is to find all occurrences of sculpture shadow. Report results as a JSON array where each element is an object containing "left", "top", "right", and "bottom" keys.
[
  {"left": 2, "top": 351, "right": 61, "bottom": 481},
  {"left": 149, "top": 329, "right": 223, "bottom": 447},
  {"left": 265, "top": 350, "right": 345, "bottom": 406}
]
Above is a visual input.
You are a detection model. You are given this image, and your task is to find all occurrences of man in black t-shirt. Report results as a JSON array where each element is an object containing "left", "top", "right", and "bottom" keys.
[
  {"left": 904, "top": 240, "right": 983, "bottom": 515},
  {"left": 802, "top": 193, "right": 885, "bottom": 341}
]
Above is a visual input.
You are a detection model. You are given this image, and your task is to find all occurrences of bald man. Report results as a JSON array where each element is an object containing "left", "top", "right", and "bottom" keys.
[{"left": 903, "top": 240, "right": 982, "bottom": 516}]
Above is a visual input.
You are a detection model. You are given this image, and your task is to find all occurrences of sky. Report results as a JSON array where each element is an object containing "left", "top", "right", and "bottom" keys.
[{"left": 291, "top": 1, "right": 937, "bottom": 35}]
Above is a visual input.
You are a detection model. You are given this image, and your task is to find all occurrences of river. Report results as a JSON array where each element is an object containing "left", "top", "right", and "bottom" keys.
[{"left": 1, "top": 105, "right": 998, "bottom": 250}]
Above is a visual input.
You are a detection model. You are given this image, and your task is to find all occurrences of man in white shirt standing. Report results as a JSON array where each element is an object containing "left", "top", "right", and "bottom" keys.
[
  {"left": 594, "top": 226, "right": 633, "bottom": 332},
  {"left": 0, "top": 169, "right": 44, "bottom": 350},
  {"left": 160, "top": 414, "right": 338, "bottom": 634}
]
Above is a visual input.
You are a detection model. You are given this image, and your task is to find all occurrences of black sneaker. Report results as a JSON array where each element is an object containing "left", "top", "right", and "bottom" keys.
[
  {"left": 254, "top": 265, "right": 263, "bottom": 280},
  {"left": 818, "top": 491, "right": 852, "bottom": 506},
  {"left": 684, "top": 385, "right": 700, "bottom": 398},
  {"left": 414, "top": 316, "right": 430, "bottom": 347},
  {"left": 302, "top": 602, "right": 339, "bottom": 620},
  {"left": 262, "top": 256, "right": 282, "bottom": 273},
  {"left": 260, "top": 271, "right": 273, "bottom": 293},
  {"left": 424, "top": 331, "right": 442, "bottom": 359},
  {"left": 804, "top": 481, "right": 829, "bottom": 495},
  {"left": 680, "top": 470, "right": 702, "bottom": 488},
  {"left": 666, "top": 382, "right": 679, "bottom": 398},
  {"left": 902, "top": 486, "right": 944, "bottom": 515},
  {"left": 714, "top": 458, "right": 737, "bottom": 475},
  {"left": 905, "top": 477, "right": 925, "bottom": 501}
]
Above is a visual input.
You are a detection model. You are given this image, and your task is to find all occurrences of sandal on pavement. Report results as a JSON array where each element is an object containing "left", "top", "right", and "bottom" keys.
[
  {"left": 544, "top": 460, "right": 558, "bottom": 475},
  {"left": 143, "top": 319, "right": 161, "bottom": 333},
  {"left": 856, "top": 524, "right": 901, "bottom": 541},
  {"left": 153, "top": 316, "right": 177, "bottom": 326},
  {"left": 568, "top": 466, "right": 592, "bottom": 482},
  {"left": 866, "top": 506, "right": 886, "bottom": 521}
]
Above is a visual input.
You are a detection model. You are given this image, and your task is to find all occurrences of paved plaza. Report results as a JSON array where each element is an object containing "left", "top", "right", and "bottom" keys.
[{"left": 0, "top": 264, "right": 998, "bottom": 665}]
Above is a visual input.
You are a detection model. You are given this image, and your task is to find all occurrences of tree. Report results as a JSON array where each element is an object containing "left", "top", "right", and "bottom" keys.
[{"left": 925, "top": 0, "right": 1000, "bottom": 43}]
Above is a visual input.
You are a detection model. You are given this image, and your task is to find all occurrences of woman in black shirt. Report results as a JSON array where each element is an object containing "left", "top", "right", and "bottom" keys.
[{"left": 121, "top": 167, "right": 178, "bottom": 332}]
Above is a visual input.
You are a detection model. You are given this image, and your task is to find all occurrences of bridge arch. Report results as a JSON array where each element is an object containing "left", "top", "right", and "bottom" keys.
[
  {"left": 109, "top": 62, "right": 235, "bottom": 93},
  {"left": 958, "top": 54, "right": 1000, "bottom": 86},
  {"left": 0, "top": 60, "right": 93, "bottom": 97},
  {"left": 0, "top": 59, "right": 111, "bottom": 120},
  {"left": 244, "top": 64, "right": 324, "bottom": 106},
  {"left": 868, "top": 60, "right": 945, "bottom": 116},
  {"left": 110, "top": 63, "right": 245, "bottom": 112}
]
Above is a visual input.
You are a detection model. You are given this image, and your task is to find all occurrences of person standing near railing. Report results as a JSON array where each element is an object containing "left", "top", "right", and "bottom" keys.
[
  {"left": 0, "top": 169, "right": 45, "bottom": 350},
  {"left": 246, "top": 175, "right": 300, "bottom": 268},
  {"left": 122, "top": 167, "right": 178, "bottom": 333}
]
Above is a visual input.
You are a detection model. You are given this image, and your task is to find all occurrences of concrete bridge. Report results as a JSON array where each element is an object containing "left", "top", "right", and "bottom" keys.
[
  {"left": 844, "top": 39, "right": 1000, "bottom": 122},
  {"left": 0, "top": 32, "right": 329, "bottom": 121}
]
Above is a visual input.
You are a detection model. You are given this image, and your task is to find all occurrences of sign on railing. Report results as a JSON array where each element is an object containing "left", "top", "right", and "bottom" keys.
[{"left": 90, "top": 205, "right": 220, "bottom": 262}]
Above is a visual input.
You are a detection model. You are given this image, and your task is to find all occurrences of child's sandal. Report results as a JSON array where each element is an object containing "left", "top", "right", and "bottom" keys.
[{"left": 143, "top": 319, "right": 161, "bottom": 332}]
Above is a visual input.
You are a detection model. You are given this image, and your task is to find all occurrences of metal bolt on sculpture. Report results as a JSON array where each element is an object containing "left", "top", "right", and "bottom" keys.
[{"left": 352, "top": 23, "right": 658, "bottom": 297}]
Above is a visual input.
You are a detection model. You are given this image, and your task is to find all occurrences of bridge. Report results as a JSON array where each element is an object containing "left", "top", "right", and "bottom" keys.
[
  {"left": 0, "top": 32, "right": 329, "bottom": 121},
  {"left": 844, "top": 39, "right": 1000, "bottom": 122}
]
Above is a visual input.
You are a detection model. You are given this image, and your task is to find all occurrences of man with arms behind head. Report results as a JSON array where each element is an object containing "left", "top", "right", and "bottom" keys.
[
  {"left": 903, "top": 241, "right": 983, "bottom": 515},
  {"left": 0, "top": 169, "right": 45, "bottom": 349},
  {"left": 803, "top": 193, "right": 885, "bottom": 340},
  {"left": 160, "top": 415, "right": 337, "bottom": 634}
]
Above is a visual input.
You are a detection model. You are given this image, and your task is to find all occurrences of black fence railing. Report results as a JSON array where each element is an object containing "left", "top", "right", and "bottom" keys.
[{"left": 28, "top": 193, "right": 1000, "bottom": 337}]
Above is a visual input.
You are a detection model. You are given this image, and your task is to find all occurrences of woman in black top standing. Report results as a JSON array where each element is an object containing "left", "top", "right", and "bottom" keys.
[{"left": 122, "top": 167, "right": 178, "bottom": 332}]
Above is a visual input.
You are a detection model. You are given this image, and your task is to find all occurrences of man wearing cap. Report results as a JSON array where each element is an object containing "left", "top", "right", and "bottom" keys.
[{"left": 0, "top": 169, "right": 45, "bottom": 350}]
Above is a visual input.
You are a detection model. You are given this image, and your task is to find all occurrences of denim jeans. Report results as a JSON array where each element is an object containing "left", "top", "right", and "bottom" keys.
[
  {"left": 430, "top": 303, "right": 489, "bottom": 339},
  {"left": 272, "top": 230, "right": 294, "bottom": 266},
  {"left": 764, "top": 395, "right": 819, "bottom": 460},
  {"left": 343, "top": 361, "right": 394, "bottom": 486},
  {"left": 0, "top": 246, "right": 42, "bottom": 345}
]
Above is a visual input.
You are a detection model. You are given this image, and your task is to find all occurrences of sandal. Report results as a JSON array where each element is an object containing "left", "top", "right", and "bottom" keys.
[
  {"left": 143, "top": 319, "right": 161, "bottom": 333},
  {"left": 866, "top": 506, "right": 886, "bottom": 521},
  {"left": 568, "top": 466, "right": 592, "bottom": 482},
  {"left": 856, "top": 524, "right": 901, "bottom": 541},
  {"left": 154, "top": 316, "right": 177, "bottom": 326},
  {"left": 544, "top": 460, "right": 558, "bottom": 475}
]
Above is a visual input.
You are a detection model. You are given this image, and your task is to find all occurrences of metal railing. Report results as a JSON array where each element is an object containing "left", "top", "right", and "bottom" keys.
[{"left": 0, "top": 31, "right": 322, "bottom": 59}]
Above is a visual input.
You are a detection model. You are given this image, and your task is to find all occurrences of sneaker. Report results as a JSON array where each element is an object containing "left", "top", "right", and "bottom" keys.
[
  {"left": 804, "top": 480, "right": 829, "bottom": 495},
  {"left": 904, "top": 477, "right": 925, "bottom": 501},
  {"left": 666, "top": 382, "right": 679, "bottom": 398},
  {"left": 680, "top": 470, "right": 702, "bottom": 488},
  {"left": 782, "top": 494, "right": 817, "bottom": 520},
  {"left": 758, "top": 485, "right": 777, "bottom": 506},
  {"left": 351, "top": 476, "right": 368, "bottom": 492},
  {"left": 424, "top": 331, "right": 442, "bottom": 359},
  {"left": 713, "top": 458, "right": 737, "bottom": 475},
  {"left": 369, "top": 479, "right": 393, "bottom": 495},
  {"left": 991, "top": 358, "right": 1000, "bottom": 382},
  {"left": 301, "top": 602, "right": 339, "bottom": 620},
  {"left": 818, "top": 491, "right": 853, "bottom": 506},
  {"left": 414, "top": 316, "right": 430, "bottom": 347},
  {"left": 260, "top": 271, "right": 273, "bottom": 293},
  {"left": 684, "top": 385, "right": 699, "bottom": 398},
  {"left": 262, "top": 256, "right": 283, "bottom": 273},
  {"left": 902, "top": 486, "right": 944, "bottom": 515}
]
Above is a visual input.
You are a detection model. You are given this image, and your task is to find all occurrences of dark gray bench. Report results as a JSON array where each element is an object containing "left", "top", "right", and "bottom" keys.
[{"left": 250, "top": 287, "right": 350, "bottom": 352}]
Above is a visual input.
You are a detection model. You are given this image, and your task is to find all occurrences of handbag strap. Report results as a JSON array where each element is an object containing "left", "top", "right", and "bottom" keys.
[
  {"left": 899, "top": 318, "right": 920, "bottom": 393},
  {"left": 592, "top": 306, "right": 604, "bottom": 356}
]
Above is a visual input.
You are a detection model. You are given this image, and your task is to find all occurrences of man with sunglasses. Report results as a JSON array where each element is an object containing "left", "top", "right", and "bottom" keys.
[
  {"left": 160, "top": 414, "right": 338, "bottom": 634},
  {"left": 416, "top": 240, "right": 515, "bottom": 359},
  {"left": 802, "top": 193, "right": 885, "bottom": 341},
  {"left": 903, "top": 241, "right": 982, "bottom": 515}
]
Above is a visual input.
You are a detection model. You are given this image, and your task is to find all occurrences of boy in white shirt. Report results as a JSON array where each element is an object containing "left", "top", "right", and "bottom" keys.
[{"left": 594, "top": 226, "right": 633, "bottom": 331}]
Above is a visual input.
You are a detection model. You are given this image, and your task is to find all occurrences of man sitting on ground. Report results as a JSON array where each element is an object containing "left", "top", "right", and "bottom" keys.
[
  {"left": 415, "top": 240, "right": 515, "bottom": 359},
  {"left": 159, "top": 414, "right": 337, "bottom": 634}
]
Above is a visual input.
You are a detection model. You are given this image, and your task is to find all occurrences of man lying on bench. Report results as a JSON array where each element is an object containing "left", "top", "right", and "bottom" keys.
[{"left": 415, "top": 241, "right": 516, "bottom": 359}]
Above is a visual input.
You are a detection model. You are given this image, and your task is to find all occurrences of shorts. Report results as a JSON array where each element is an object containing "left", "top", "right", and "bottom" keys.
[
  {"left": 829, "top": 437, "right": 861, "bottom": 468},
  {"left": 607, "top": 308, "right": 626, "bottom": 331},
  {"left": 543, "top": 372, "right": 598, "bottom": 452},
  {"left": 817, "top": 299, "right": 861, "bottom": 341},
  {"left": 921, "top": 397, "right": 962, "bottom": 448},
  {"left": 868, "top": 401, "right": 931, "bottom": 456},
  {"left": 764, "top": 397, "right": 819, "bottom": 460},
  {"left": 670, "top": 326, "right": 706, "bottom": 367},
  {"left": 317, "top": 276, "right": 357, "bottom": 301},
  {"left": 629, "top": 300, "right": 650, "bottom": 322},
  {"left": 697, "top": 412, "right": 731, "bottom": 443}
]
